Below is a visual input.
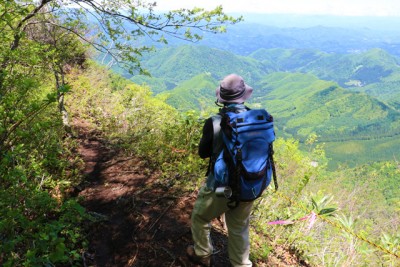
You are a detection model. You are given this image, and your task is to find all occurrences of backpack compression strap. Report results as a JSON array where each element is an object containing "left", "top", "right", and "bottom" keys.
[
  {"left": 227, "top": 147, "right": 241, "bottom": 209},
  {"left": 270, "top": 144, "right": 278, "bottom": 191}
]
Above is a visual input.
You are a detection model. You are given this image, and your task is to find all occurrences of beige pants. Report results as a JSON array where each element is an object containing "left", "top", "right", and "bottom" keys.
[{"left": 191, "top": 185, "right": 253, "bottom": 267}]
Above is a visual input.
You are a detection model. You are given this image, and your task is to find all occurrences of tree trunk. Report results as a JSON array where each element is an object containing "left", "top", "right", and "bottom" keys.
[
  {"left": 58, "top": 91, "right": 72, "bottom": 136},
  {"left": 55, "top": 70, "right": 73, "bottom": 137}
]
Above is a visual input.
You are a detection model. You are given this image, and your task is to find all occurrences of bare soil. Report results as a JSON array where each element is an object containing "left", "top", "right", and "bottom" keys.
[{"left": 74, "top": 120, "right": 309, "bottom": 267}]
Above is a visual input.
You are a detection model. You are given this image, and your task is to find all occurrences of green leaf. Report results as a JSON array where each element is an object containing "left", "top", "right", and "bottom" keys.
[
  {"left": 318, "top": 208, "right": 337, "bottom": 216},
  {"left": 46, "top": 93, "right": 57, "bottom": 102},
  {"left": 58, "top": 84, "right": 71, "bottom": 93}
]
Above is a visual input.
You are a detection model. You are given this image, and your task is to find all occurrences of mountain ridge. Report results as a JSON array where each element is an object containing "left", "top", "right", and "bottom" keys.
[
  {"left": 117, "top": 44, "right": 400, "bottom": 167},
  {"left": 129, "top": 45, "right": 272, "bottom": 94}
]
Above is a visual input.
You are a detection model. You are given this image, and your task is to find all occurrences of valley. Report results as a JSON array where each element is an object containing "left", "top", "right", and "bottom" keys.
[{"left": 111, "top": 30, "right": 400, "bottom": 168}]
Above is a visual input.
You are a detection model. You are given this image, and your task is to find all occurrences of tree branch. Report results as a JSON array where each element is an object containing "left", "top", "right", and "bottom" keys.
[
  {"left": 44, "top": 21, "right": 117, "bottom": 57},
  {"left": 11, "top": 0, "right": 52, "bottom": 50}
]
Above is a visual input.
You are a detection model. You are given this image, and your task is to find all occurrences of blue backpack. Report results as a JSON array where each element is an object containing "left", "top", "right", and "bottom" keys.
[{"left": 212, "top": 108, "right": 277, "bottom": 206}]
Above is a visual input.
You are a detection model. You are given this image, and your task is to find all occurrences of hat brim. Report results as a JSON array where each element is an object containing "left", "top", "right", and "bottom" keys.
[{"left": 216, "top": 84, "right": 253, "bottom": 103}]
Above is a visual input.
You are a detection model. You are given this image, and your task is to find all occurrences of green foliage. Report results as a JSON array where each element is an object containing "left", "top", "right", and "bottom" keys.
[
  {"left": 68, "top": 42, "right": 400, "bottom": 267},
  {"left": 52, "top": 0, "right": 242, "bottom": 74},
  {"left": 381, "top": 233, "right": 400, "bottom": 264},
  {"left": 310, "top": 194, "right": 336, "bottom": 217},
  {"left": 0, "top": 190, "right": 87, "bottom": 266},
  {"left": 7, "top": 1, "right": 396, "bottom": 266},
  {"left": 0, "top": 104, "right": 86, "bottom": 265},
  {"left": 67, "top": 63, "right": 207, "bottom": 187},
  {"left": 65, "top": 61, "right": 400, "bottom": 266},
  {"left": 0, "top": 1, "right": 245, "bottom": 263},
  {"left": 272, "top": 137, "right": 324, "bottom": 195},
  {"left": 249, "top": 135, "right": 399, "bottom": 266},
  {"left": 250, "top": 232, "right": 272, "bottom": 262},
  {"left": 1, "top": 2, "right": 90, "bottom": 264}
]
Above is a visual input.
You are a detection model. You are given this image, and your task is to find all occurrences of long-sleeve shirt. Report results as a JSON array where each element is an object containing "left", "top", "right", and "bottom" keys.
[{"left": 198, "top": 117, "right": 214, "bottom": 159}]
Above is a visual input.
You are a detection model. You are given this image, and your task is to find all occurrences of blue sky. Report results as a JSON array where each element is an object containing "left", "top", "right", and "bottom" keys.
[{"left": 155, "top": 0, "right": 400, "bottom": 16}]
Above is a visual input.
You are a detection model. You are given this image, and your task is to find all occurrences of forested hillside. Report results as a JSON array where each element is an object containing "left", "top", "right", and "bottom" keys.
[
  {"left": 121, "top": 44, "right": 400, "bottom": 167},
  {"left": 67, "top": 64, "right": 400, "bottom": 266},
  {"left": 1, "top": 1, "right": 399, "bottom": 266},
  {"left": 68, "top": 63, "right": 400, "bottom": 267},
  {"left": 128, "top": 45, "right": 272, "bottom": 94}
]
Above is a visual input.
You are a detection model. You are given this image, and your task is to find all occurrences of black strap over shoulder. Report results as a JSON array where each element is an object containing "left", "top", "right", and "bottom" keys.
[{"left": 270, "top": 144, "right": 278, "bottom": 191}]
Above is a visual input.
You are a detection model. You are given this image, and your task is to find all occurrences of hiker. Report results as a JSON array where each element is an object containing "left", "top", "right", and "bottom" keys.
[{"left": 187, "top": 74, "right": 258, "bottom": 267}]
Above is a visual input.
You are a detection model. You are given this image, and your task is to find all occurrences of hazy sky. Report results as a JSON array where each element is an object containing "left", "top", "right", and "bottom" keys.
[{"left": 155, "top": 0, "right": 400, "bottom": 16}]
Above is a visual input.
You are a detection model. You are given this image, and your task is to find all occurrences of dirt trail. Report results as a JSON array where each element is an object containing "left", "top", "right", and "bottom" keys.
[{"left": 74, "top": 120, "right": 307, "bottom": 267}]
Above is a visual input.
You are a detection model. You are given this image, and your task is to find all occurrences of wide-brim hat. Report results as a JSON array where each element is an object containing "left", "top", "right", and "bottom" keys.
[{"left": 216, "top": 74, "right": 253, "bottom": 103}]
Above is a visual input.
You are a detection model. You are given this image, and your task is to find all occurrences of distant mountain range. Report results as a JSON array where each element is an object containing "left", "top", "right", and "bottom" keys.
[
  {"left": 240, "top": 13, "right": 400, "bottom": 33},
  {"left": 108, "top": 21, "right": 400, "bottom": 167},
  {"left": 125, "top": 44, "right": 400, "bottom": 139},
  {"left": 158, "top": 21, "right": 400, "bottom": 57}
]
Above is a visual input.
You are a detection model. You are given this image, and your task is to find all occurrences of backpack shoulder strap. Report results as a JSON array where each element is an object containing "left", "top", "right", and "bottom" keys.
[
  {"left": 211, "top": 114, "right": 222, "bottom": 146},
  {"left": 205, "top": 114, "right": 223, "bottom": 176},
  {"left": 211, "top": 114, "right": 225, "bottom": 159}
]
